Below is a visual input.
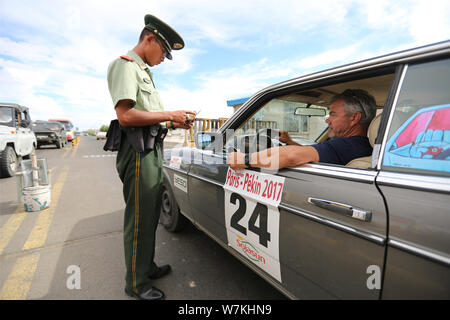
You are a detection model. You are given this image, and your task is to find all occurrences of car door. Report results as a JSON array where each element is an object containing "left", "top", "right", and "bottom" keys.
[
  {"left": 13, "top": 108, "right": 26, "bottom": 155},
  {"left": 163, "top": 147, "right": 197, "bottom": 222},
  {"left": 376, "top": 58, "right": 450, "bottom": 299},
  {"left": 188, "top": 70, "right": 395, "bottom": 299},
  {"left": 188, "top": 142, "right": 230, "bottom": 244},
  {"left": 243, "top": 93, "right": 389, "bottom": 299},
  {"left": 18, "top": 109, "right": 35, "bottom": 155},
  {"left": 277, "top": 164, "right": 386, "bottom": 299}
]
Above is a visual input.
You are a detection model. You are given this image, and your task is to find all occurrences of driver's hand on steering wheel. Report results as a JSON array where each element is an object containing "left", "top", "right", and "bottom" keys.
[{"left": 279, "top": 131, "right": 293, "bottom": 144}]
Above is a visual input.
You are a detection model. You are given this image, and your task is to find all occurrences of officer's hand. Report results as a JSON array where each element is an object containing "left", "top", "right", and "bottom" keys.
[
  {"left": 171, "top": 110, "right": 195, "bottom": 124},
  {"left": 175, "top": 121, "right": 194, "bottom": 130}
]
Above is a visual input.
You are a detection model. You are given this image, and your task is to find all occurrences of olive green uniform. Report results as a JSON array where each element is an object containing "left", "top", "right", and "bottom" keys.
[{"left": 107, "top": 50, "right": 165, "bottom": 295}]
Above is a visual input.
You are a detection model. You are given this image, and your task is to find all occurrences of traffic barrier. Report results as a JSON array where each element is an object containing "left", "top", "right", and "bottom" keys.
[
  {"left": 22, "top": 186, "right": 51, "bottom": 212},
  {"left": 15, "top": 153, "right": 52, "bottom": 212},
  {"left": 72, "top": 137, "right": 80, "bottom": 147}
]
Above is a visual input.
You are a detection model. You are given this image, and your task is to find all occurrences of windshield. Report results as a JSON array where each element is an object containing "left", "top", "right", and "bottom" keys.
[
  {"left": 33, "top": 122, "right": 62, "bottom": 131},
  {"left": 49, "top": 120, "right": 74, "bottom": 130},
  {"left": 0, "top": 107, "right": 14, "bottom": 127},
  {"left": 60, "top": 121, "right": 74, "bottom": 130}
]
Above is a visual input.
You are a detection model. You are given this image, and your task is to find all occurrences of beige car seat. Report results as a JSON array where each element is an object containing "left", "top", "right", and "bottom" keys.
[{"left": 346, "top": 113, "right": 382, "bottom": 169}]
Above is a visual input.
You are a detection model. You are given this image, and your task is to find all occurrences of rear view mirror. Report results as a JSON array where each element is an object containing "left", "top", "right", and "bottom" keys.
[
  {"left": 195, "top": 132, "right": 223, "bottom": 151},
  {"left": 294, "top": 107, "right": 326, "bottom": 117}
]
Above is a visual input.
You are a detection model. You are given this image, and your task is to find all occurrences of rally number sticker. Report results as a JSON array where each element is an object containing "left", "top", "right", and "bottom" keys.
[{"left": 223, "top": 168, "right": 285, "bottom": 282}]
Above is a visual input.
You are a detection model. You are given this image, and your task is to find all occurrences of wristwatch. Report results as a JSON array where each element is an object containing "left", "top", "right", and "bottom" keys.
[
  {"left": 170, "top": 121, "right": 175, "bottom": 130},
  {"left": 244, "top": 154, "right": 251, "bottom": 168}
]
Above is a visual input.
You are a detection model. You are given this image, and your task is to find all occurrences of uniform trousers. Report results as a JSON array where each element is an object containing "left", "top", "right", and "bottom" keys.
[{"left": 116, "top": 138, "right": 163, "bottom": 295}]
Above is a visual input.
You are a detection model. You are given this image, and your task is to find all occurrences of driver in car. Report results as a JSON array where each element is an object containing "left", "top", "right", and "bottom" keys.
[{"left": 227, "top": 89, "right": 377, "bottom": 170}]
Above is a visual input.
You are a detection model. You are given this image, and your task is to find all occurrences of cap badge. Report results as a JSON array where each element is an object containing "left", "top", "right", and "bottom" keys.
[{"left": 173, "top": 43, "right": 183, "bottom": 49}]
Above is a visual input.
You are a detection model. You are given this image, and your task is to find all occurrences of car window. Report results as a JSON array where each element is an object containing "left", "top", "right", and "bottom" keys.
[
  {"left": 0, "top": 107, "right": 14, "bottom": 126},
  {"left": 225, "top": 73, "right": 394, "bottom": 157},
  {"left": 236, "top": 99, "right": 328, "bottom": 145},
  {"left": 382, "top": 58, "right": 450, "bottom": 174}
]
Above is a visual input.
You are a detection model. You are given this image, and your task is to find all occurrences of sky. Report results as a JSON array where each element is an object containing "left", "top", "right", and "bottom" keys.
[{"left": 0, "top": 0, "right": 449, "bottom": 131}]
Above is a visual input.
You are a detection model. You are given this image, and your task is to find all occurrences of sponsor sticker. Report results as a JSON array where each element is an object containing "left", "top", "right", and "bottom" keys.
[
  {"left": 169, "top": 156, "right": 182, "bottom": 169},
  {"left": 223, "top": 168, "right": 285, "bottom": 282},
  {"left": 174, "top": 174, "right": 188, "bottom": 193}
]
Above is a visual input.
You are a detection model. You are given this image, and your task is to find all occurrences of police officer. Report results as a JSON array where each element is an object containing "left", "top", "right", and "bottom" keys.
[{"left": 107, "top": 14, "right": 194, "bottom": 300}]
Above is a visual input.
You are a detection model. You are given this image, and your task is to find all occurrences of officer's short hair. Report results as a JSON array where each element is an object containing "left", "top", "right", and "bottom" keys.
[
  {"left": 139, "top": 28, "right": 153, "bottom": 42},
  {"left": 330, "top": 89, "right": 377, "bottom": 126}
]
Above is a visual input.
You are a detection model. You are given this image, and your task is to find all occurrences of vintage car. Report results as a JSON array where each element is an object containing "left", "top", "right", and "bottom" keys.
[
  {"left": 32, "top": 120, "right": 68, "bottom": 149},
  {"left": 48, "top": 118, "right": 76, "bottom": 142},
  {"left": 160, "top": 41, "right": 450, "bottom": 299},
  {"left": 96, "top": 131, "right": 107, "bottom": 140}
]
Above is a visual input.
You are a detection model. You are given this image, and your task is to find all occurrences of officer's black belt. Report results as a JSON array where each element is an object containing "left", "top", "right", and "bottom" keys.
[{"left": 103, "top": 119, "right": 168, "bottom": 153}]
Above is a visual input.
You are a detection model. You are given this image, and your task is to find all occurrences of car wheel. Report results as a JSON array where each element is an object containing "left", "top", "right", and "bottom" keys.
[
  {"left": 159, "top": 182, "right": 187, "bottom": 232},
  {"left": 0, "top": 146, "right": 18, "bottom": 178},
  {"left": 56, "top": 139, "right": 62, "bottom": 149}
]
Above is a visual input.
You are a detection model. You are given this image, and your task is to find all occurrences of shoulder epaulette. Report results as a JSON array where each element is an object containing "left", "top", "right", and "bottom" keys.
[{"left": 120, "top": 55, "right": 134, "bottom": 62}]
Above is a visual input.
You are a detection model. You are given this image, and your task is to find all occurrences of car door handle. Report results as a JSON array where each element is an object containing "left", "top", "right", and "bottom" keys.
[{"left": 307, "top": 198, "right": 372, "bottom": 222}]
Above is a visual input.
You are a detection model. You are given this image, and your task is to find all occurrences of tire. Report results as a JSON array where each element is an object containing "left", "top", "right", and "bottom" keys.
[
  {"left": 0, "top": 146, "right": 18, "bottom": 178},
  {"left": 56, "top": 139, "right": 62, "bottom": 149},
  {"left": 159, "top": 182, "right": 187, "bottom": 232}
]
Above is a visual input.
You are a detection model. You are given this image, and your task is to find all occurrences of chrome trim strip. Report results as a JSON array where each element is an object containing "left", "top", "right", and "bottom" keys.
[
  {"left": 389, "top": 239, "right": 450, "bottom": 266},
  {"left": 377, "top": 171, "right": 450, "bottom": 193},
  {"left": 278, "top": 203, "right": 385, "bottom": 245},
  {"left": 162, "top": 164, "right": 188, "bottom": 176},
  {"left": 286, "top": 163, "right": 377, "bottom": 183},
  {"left": 377, "top": 65, "right": 408, "bottom": 170},
  {"left": 189, "top": 172, "right": 223, "bottom": 187}
]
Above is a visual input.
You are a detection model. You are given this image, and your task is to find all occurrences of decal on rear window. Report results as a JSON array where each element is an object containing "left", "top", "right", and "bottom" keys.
[{"left": 383, "top": 104, "right": 450, "bottom": 173}]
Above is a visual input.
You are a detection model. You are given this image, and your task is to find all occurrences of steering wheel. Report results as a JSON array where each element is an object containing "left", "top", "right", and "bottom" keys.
[
  {"left": 258, "top": 128, "right": 280, "bottom": 139},
  {"left": 256, "top": 128, "right": 284, "bottom": 148},
  {"left": 226, "top": 129, "right": 283, "bottom": 154}
]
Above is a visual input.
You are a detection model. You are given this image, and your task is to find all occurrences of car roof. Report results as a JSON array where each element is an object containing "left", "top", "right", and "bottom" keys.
[
  {"left": 48, "top": 118, "right": 71, "bottom": 122},
  {"left": 225, "top": 40, "right": 450, "bottom": 129},
  {"left": 271, "top": 40, "right": 450, "bottom": 92},
  {"left": 0, "top": 103, "right": 29, "bottom": 112},
  {"left": 35, "top": 120, "right": 62, "bottom": 124}
]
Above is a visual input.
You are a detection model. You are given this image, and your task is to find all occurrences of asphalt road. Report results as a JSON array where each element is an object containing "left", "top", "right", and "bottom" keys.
[{"left": 0, "top": 136, "right": 286, "bottom": 300}]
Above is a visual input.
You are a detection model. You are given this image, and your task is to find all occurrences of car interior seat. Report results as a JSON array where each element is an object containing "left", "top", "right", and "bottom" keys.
[{"left": 346, "top": 113, "right": 382, "bottom": 169}]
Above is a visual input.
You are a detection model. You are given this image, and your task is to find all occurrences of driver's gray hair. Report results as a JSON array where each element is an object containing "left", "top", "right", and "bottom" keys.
[{"left": 330, "top": 89, "right": 377, "bottom": 126}]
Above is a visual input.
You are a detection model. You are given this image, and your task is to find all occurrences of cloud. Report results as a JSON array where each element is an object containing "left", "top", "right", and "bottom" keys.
[
  {"left": 408, "top": 0, "right": 450, "bottom": 44},
  {"left": 1, "top": 0, "right": 449, "bottom": 131}
]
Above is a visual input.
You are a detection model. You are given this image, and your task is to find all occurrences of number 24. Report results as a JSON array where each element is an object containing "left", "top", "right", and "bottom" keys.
[{"left": 230, "top": 193, "right": 271, "bottom": 248}]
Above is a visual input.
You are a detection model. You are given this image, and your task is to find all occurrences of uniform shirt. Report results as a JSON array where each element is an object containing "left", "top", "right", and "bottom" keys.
[
  {"left": 312, "top": 136, "right": 373, "bottom": 165},
  {"left": 107, "top": 50, "right": 164, "bottom": 114}
]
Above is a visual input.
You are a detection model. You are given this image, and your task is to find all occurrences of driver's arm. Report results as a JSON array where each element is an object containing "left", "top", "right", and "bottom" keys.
[{"left": 227, "top": 145, "right": 319, "bottom": 171}]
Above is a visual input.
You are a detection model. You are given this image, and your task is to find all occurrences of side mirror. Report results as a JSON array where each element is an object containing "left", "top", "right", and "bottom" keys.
[
  {"left": 195, "top": 132, "right": 223, "bottom": 151},
  {"left": 294, "top": 107, "right": 326, "bottom": 117},
  {"left": 20, "top": 120, "right": 31, "bottom": 128}
]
